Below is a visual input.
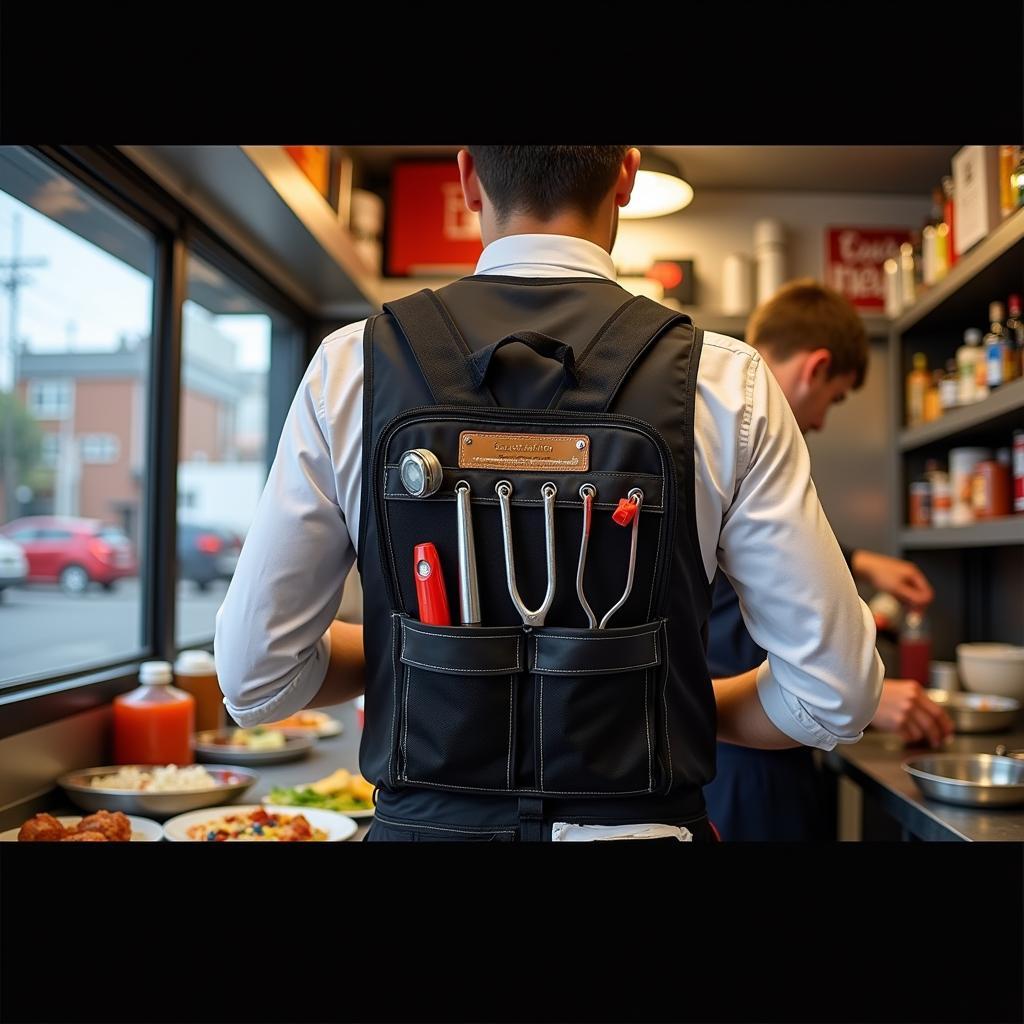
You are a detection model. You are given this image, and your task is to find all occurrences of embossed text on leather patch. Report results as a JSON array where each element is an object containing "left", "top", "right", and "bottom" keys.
[{"left": 458, "top": 431, "right": 590, "bottom": 472}]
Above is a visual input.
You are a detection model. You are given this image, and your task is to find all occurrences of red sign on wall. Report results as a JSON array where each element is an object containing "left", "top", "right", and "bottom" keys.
[
  {"left": 825, "top": 227, "right": 912, "bottom": 311},
  {"left": 388, "top": 162, "right": 483, "bottom": 277}
]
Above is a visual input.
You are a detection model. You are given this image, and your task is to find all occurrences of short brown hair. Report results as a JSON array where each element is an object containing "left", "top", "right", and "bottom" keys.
[
  {"left": 748, "top": 278, "right": 869, "bottom": 389},
  {"left": 467, "top": 146, "right": 628, "bottom": 223}
]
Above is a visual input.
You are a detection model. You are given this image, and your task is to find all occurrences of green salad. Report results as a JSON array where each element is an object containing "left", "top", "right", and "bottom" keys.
[{"left": 267, "top": 786, "right": 373, "bottom": 813}]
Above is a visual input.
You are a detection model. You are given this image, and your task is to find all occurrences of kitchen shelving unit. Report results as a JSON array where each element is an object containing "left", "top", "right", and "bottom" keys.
[{"left": 888, "top": 206, "right": 1024, "bottom": 660}]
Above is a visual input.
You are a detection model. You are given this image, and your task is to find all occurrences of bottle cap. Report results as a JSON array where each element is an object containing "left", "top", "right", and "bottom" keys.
[
  {"left": 139, "top": 661, "right": 173, "bottom": 685},
  {"left": 913, "top": 353, "right": 927, "bottom": 370},
  {"left": 753, "top": 219, "right": 784, "bottom": 248},
  {"left": 175, "top": 650, "right": 216, "bottom": 675},
  {"left": 1008, "top": 294, "right": 1021, "bottom": 315},
  {"left": 964, "top": 328, "right": 982, "bottom": 345},
  {"left": 989, "top": 301, "right": 1005, "bottom": 322}
]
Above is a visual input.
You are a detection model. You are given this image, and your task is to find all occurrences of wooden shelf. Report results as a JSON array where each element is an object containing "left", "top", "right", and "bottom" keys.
[
  {"left": 892, "top": 207, "right": 1024, "bottom": 335},
  {"left": 898, "top": 377, "right": 1024, "bottom": 451},
  {"left": 899, "top": 518, "right": 1024, "bottom": 549}
]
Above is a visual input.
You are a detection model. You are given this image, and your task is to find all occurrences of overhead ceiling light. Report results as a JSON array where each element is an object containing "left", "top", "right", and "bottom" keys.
[{"left": 620, "top": 152, "right": 694, "bottom": 219}]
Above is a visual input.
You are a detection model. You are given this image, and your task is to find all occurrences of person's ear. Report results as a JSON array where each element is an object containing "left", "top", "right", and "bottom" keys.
[
  {"left": 616, "top": 148, "right": 642, "bottom": 207},
  {"left": 803, "top": 348, "right": 833, "bottom": 386},
  {"left": 457, "top": 149, "right": 483, "bottom": 212}
]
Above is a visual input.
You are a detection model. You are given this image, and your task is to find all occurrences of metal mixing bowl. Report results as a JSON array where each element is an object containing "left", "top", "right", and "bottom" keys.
[
  {"left": 903, "top": 754, "right": 1024, "bottom": 808},
  {"left": 58, "top": 764, "right": 258, "bottom": 818},
  {"left": 925, "top": 689, "right": 1020, "bottom": 733}
]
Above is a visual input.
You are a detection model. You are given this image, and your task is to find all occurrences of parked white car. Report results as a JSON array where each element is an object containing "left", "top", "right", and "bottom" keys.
[{"left": 0, "top": 534, "right": 28, "bottom": 599}]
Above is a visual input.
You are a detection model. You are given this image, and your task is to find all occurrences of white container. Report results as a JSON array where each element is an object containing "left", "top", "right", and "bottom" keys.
[
  {"left": 952, "top": 146, "right": 1002, "bottom": 257},
  {"left": 721, "top": 252, "right": 753, "bottom": 315},
  {"left": 957, "top": 643, "right": 1024, "bottom": 701},
  {"left": 754, "top": 219, "right": 786, "bottom": 305},
  {"left": 949, "top": 446, "right": 992, "bottom": 525}
]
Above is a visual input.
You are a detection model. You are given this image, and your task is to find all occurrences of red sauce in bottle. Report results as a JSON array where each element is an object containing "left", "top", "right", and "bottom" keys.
[{"left": 113, "top": 661, "right": 195, "bottom": 765}]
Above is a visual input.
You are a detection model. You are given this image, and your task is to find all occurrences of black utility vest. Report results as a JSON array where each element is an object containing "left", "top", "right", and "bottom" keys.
[{"left": 357, "top": 275, "right": 716, "bottom": 822}]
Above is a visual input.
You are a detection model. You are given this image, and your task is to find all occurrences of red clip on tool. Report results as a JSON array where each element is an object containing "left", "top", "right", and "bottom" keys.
[
  {"left": 612, "top": 497, "right": 639, "bottom": 526},
  {"left": 413, "top": 543, "right": 452, "bottom": 626}
]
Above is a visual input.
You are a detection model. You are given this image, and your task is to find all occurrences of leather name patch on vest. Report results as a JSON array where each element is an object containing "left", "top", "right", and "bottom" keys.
[{"left": 458, "top": 431, "right": 590, "bottom": 472}]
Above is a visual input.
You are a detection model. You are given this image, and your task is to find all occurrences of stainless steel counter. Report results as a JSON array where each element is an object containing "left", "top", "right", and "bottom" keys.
[{"left": 823, "top": 721, "right": 1024, "bottom": 841}]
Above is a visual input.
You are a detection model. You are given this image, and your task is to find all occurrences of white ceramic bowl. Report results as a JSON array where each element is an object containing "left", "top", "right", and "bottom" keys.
[
  {"left": 162, "top": 804, "right": 357, "bottom": 842},
  {"left": 957, "top": 644, "right": 1024, "bottom": 701}
]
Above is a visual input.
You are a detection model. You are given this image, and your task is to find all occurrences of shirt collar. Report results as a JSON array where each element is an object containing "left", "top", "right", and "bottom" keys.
[{"left": 473, "top": 233, "right": 617, "bottom": 280}]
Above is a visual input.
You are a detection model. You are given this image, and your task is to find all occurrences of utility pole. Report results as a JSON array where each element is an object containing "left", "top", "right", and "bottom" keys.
[{"left": 0, "top": 213, "right": 47, "bottom": 521}]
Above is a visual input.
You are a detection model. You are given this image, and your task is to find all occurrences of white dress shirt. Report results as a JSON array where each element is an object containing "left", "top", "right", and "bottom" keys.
[{"left": 214, "top": 234, "right": 883, "bottom": 750}]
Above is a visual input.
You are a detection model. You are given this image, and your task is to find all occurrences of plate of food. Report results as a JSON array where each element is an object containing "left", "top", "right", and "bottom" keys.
[
  {"left": 194, "top": 727, "right": 315, "bottom": 765},
  {"left": 2, "top": 810, "right": 163, "bottom": 842},
  {"left": 57, "top": 763, "right": 258, "bottom": 818},
  {"left": 162, "top": 804, "right": 357, "bottom": 842},
  {"left": 262, "top": 710, "right": 343, "bottom": 738},
  {"left": 264, "top": 768, "right": 375, "bottom": 818}
]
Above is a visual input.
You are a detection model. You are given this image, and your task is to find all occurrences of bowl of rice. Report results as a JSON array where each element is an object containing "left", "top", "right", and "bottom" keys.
[{"left": 57, "top": 764, "right": 258, "bottom": 818}]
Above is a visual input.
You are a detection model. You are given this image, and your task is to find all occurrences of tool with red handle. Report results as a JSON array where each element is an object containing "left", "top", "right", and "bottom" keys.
[{"left": 413, "top": 543, "right": 452, "bottom": 625}]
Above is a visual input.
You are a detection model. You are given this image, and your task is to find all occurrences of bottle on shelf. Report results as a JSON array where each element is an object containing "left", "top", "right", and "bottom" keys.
[
  {"left": 1014, "top": 150, "right": 1024, "bottom": 211},
  {"left": 906, "top": 352, "right": 930, "bottom": 426},
  {"left": 925, "top": 458, "right": 953, "bottom": 527},
  {"left": 957, "top": 328, "right": 983, "bottom": 405},
  {"left": 999, "top": 146, "right": 1021, "bottom": 218},
  {"left": 942, "top": 175, "right": 957, "bottom": 269},
  {"left": 939, "top": 358, "right": 959, "bottom": 411},
  {"left": 923, "top": 369, "right": 943, "bottom": 423},
  {"left": 899, "top": 242, "right": 916, "bottom": 308},
  {"left": 899, "top": 610, "right": 932, "bottom": 688},
  {"left": 971, "top": 449, "right": 1013, "bottom": 519},
  {"left": 985, "top": 301, "right": 1008, "bottom": 391},
  {"left": 1014, "top": 430, "right": 1024, "bottom": 513},
  {"left": 931, "top": 185, "right": 950, "bottom": 281},
  {"left": 112, "top": 661, "right": 195, "bottom": 766},
  {"left": 908, "top": 478, "right": 932, "bottom": 526},
  {"left": 1006, "top": 294, "right": 1023, "bottom": 380}
]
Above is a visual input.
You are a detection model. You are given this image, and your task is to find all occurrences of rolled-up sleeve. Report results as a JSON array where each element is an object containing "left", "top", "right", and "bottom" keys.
[
  {"left": 214, "top": 323, "right": 364, "bottom": 726},
  {"left": 716, "top": 353, "right": 883, "bottom": 749}
]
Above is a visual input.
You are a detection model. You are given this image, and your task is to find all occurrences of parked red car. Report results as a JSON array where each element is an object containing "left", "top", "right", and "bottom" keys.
[{"left": 0, "top": 516, "right": 138, "bottom": 594}]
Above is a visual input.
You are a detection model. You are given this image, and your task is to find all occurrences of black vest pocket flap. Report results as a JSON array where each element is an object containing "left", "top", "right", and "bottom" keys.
[
  {"left": 399, "top": 618, "right": 524, "bottom": 675},
  {"left": 531, "top": 620, "right": 664, "bottom": 675}
]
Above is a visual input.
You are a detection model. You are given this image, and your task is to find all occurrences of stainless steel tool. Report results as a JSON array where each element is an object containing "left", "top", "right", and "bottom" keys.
[
  {"left": 576, "top": 483, "right": 598, "bottom": 628},
  {"left": 455, "top": 480, "right": 481, "bottom": 626},
  {"left": 496, "top": 479, "right": 557, "bottom": 627},
  {"left": 574, "top": 487, "right": 644, "bottom": 629}
]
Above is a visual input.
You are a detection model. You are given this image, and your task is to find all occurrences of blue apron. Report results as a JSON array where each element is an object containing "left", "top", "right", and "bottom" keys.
[{"left": 703, "top": 572, "right": 829, "bottom": 841}]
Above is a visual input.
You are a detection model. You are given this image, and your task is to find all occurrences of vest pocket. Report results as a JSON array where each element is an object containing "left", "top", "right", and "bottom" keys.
[
  {"left": 396, "top": 615, "right": 523, "bottom": 791},
  {"left": 531, "top": 619, "right": 665, "bottom": 796}
]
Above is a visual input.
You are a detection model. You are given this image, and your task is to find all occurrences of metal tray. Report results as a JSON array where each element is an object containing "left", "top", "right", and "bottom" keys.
[
  {"left": 194, "top": 730, "right": 315, "bottom": 765},
  {"left": 903, "top": 754, "right": 1024, "bottom": 808},
  {"left": 925, "top": 690, "right": 1020, "bottom": 733},
  {"left": 57, "top": 765, "right": 258, "bottom": 819}
]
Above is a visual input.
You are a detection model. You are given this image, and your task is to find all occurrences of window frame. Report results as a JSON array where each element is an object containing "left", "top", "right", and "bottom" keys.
[{"left": 0, "top": 146, "right": 317, "bottom": 740}]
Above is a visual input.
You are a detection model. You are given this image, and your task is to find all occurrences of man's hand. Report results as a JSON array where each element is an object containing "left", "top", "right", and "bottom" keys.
[
  {"left": 871, "top": 679, "right": 953, "bottom": 747},
  {"left": 851, "top": 550, "right": 934, "bottom": 609}
]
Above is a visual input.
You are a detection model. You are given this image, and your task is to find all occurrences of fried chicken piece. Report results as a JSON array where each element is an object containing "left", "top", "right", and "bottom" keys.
[
  {"left": 76, "top": 810, "right": 131, "bottom": 842},
  {"left": 61, "top": 830, "right": 108, "bottom": 842},
  {"left": 17, "top": 813, "right": 66, "bottom": 842}
]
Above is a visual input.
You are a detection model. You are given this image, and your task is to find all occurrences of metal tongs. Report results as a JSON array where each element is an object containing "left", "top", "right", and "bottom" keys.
[
  {"left": 576, "top": 485, "right": 644, "bottom": 629},
  {"left": 496, "top": 480, "right": 557, "bottom": 627}
]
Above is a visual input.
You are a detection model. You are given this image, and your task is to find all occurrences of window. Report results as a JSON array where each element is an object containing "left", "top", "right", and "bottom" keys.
[
  {"left": 27, "top": 379, "right": 72, "bottom": 419},
  {"left": 80, "top": 433, "right": 120, "bottom": 464},
  {"left": 175, "top": 251, "right": 300, "bottom": 646},
  {"left": 0, "top": 147, "right": 154, "bottom": 688}
]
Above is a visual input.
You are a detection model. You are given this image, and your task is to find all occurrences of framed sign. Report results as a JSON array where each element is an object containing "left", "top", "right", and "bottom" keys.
[
  {"left": 825, "top": 227, "right": 912, "bottom": 311},
  {"left": 388, "top": 161, "right": 482, "bottom": 277}
]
